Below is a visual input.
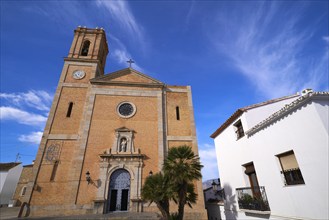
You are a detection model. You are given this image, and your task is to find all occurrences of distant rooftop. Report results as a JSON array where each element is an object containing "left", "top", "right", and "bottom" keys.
[{"left": 0, "top": 162, "right": 21, "bottom": 172}]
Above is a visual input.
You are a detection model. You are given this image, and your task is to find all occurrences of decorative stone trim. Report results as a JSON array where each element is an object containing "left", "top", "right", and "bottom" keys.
[
  {"left": 167, "top": 136, "right": 196, "bottom": 141},
  {"left": 62, "top": 83, "right": 89, "bottom": 88},
  {"left": 246, "top": 92, "right": 329, "bottom": 136},
  {"left": 167, "top": 88, "right": 189, "bottom": 93},
  {"left": 92, "top": 87, "right": 161, "bottom": 97},
  {"left": 47, "top": 134, "right": 78, "bottom": 140}
]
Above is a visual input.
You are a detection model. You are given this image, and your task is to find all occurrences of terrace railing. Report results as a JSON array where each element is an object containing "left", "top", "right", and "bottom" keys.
[{"left": 236, "top": 186, "right": 270, "bottom": 212}]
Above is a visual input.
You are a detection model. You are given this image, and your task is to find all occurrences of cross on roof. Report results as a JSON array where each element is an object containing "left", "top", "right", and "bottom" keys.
[{"left": 127, "top": 59, "right": 135, "bottom": 68}]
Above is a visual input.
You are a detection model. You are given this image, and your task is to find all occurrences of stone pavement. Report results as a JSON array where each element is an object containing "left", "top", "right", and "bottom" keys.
[
  {"left": 0, "top": 207, "right": 161, "bottom": 220},
  {"left": 0, "top": 207, "right": 20, "bottom": 220}
]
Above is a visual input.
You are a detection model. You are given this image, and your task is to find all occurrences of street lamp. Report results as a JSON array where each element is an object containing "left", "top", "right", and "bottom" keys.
[{"left": 212, "top": 178, "right": 225, "bottom": 199}]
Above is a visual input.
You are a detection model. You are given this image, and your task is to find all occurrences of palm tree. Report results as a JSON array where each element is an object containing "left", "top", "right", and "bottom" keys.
[
  {"left": 141, "top": 172, "right": 173, "bottom": 220},
  {"left": 163, "top": 145, "right": 203, "bottom": 220}
]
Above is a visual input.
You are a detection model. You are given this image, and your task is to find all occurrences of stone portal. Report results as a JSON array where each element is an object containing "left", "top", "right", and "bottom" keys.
[{"left": 107, "top": 169, "right": 130, "bottom": 212}]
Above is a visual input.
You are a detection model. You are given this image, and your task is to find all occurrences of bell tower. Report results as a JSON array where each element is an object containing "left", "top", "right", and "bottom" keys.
[
  {"left": 27, "top": 27, "right": 109, "bottom": 212},
  {"left": 66, "top": 26, "right": 109, "bottom": 77}
]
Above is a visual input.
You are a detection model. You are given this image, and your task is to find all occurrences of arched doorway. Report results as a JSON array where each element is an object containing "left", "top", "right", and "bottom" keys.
[{"left": 107, "top": 169, "right": 130, "bottom": 212}]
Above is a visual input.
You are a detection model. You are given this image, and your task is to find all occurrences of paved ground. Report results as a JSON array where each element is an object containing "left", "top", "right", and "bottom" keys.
[
  {"left": 0, "top": 207, "right": 161, "bottom": 220},
  {"left": 0, "top": 207, "right": 20, "bottom": 220}
]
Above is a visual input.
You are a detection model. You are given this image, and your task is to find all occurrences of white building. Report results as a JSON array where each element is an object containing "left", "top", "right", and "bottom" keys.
[
  {"left": 0, "top": 162, "right": 23, "bottom": 207},
  {"left": 211, "top": 90, "right": 329, "bottom": 220}
]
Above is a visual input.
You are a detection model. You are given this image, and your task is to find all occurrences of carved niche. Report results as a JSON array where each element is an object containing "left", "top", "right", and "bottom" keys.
[{"left": 112, "top": 127, "right": 135, "bottom": 153}]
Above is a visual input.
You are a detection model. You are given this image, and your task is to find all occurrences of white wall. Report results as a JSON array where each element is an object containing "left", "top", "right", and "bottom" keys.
[
  {"left": 243, "top": 96, "right": 298, "bottom": 130},
  {"left": 0, "top": 172, "right": 8, "bottom": 193},
  {"left": 206, "top": 203, "right": 222, "bottom": 220},
  {"left": 214, "top": 98, "right": 329, "bottom": 219},
  {"left": 0, "top": 164, "right": 23, "bottom": 205}
]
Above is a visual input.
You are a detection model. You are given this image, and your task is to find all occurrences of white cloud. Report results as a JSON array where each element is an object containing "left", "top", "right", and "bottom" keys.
[
  {"left": 112, "top": 49, "right": 145, "bottom": 72},
  {"left": 19, "top": 131, "right": 43, "bottom": 145},
  {"left": 199, "top": 143, "right": 219, "bottom": 181},
  {"left": 95, "top": 0, "right": 144, "bottom": 43},
  {"left": 0, "top": 90, "right": 52, "bottom": 111},
  {"left": 0, "top": 107, "right": 47, "bottom": 126},
  {"left": 209, "top": 2, "right": 328, "bottom": 98},
  {"left": 323, "top": 36, "right": 329, "bottom": 43}
]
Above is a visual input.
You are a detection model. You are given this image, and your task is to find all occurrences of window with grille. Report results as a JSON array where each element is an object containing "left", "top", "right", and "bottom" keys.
[{"left": 277, "top": 151, "right": 304, "bottom": 185}]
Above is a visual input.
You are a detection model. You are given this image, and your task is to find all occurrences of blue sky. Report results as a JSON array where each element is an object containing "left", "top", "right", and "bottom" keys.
[{"left": 1, "top": 1, "right": 328, "bottom": 181}]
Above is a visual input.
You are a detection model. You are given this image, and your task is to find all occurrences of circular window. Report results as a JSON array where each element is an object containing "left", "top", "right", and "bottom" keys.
[{"left": 117, "top": 102, "right": 136, "bottom": 118}]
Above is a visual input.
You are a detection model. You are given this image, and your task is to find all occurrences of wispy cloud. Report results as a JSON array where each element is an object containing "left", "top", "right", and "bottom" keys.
[
  {"left": 323, "top": 36, "right": 329, "bottom": 43},
  {"left": 0, "top": 107, "right": 47, "bottom": 126},
  {"left": 185, "top": 1, "right": 195, "bottom": 27},
  {"left": 199, "top": 143, "right": 219, "bottom": 181},
  {"left": 209, "top": 2, "right": 328, "bottom": 98},
  {"left": 0, "top": 90, "right": 52, "bottom": 111},
  {"left": 24, "top": 1, "right": 92, "bottom": 30},
  {"left": 95, "top": 0, "right": 144, "bottom": 43},
  {"left": 112, "top": 49, "right": 144, "bottom": 72},
  {"left": 107, "top": 33, "right": 145, "bottom": 72},
  {"left": 19, "top": 131, "right": 43, "bottom": 145}
]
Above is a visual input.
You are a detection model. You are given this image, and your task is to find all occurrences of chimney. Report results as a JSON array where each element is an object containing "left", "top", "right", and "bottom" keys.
[{"left": 301, "top": 88, "right": 313, "bottom": 96}]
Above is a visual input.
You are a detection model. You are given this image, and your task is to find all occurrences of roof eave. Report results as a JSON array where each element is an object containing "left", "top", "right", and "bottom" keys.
[{"left": 210, "top": 109, "right": 244, "bottom": 139}]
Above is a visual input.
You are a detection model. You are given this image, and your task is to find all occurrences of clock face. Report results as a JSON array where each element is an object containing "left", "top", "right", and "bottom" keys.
[
  {"left": 72, "top": 70, "right": 85, "bottom": 79},
  {"left": 117, "top": 102, "right": 136, "bottom": 118}
]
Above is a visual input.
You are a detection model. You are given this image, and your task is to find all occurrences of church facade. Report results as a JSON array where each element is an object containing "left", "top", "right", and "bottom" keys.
[{"left": 24, "top": 27, "right": 206, "bottom": 218}]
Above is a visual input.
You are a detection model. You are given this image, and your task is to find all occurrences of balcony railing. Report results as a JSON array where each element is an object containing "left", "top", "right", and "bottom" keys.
[{"left": 236, "top": 186, "right": 270, "bottom": 212}]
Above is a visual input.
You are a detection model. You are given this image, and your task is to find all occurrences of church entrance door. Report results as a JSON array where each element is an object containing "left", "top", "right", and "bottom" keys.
[{"left": 107, "top": 169, "right": 130, "bottom": 212}]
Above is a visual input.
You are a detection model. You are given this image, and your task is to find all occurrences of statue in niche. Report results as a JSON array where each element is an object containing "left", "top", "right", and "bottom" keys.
[{"left": 119, "top": 138, "right": 127, "bottom": 152}]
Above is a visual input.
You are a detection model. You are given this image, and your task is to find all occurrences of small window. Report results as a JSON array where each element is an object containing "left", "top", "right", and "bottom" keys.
[
  {"left": 81, "top": 40, "right": 90, "bottom": 56},
  {"left": 277, "top": 151, "right": 305, "bottom": 185},
  {"left": 66, "top": 102, "right": 73, "bottom": 117},
  {"left": 176, "top": 106, "right": 180, "bottom": 120},
  {"left": 50, "top": 160, "right": 59, "bottom": 181},
  {"left": 21, "top": 186, "right": 27, "bottom": 196},
  {"left": 234, "top": 120, "right": 244, "bottom": 139}
]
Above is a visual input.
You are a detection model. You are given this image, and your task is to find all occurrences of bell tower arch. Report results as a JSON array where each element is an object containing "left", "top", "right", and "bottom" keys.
[{"left": 66, "top": 26, "right": 109, "bottom": 77}]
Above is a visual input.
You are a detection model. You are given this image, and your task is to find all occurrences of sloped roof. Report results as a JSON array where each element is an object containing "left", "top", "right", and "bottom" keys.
[
  {"left": 246, "top": 91, "right": 329, "bottom": 136},
  {"left": 0, "top": 162, "right": 21, "bottom": 172},
  {"left": 210, "top": 94, "right": 299, "bottom": 138},
  {"left": 90, "top": 68, "right": 165, "bottom": 88}
]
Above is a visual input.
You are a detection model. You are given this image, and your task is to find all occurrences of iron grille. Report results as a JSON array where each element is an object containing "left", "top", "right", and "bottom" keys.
[{"left": 236, "top": 186, "right": 270, "bottom": 211}]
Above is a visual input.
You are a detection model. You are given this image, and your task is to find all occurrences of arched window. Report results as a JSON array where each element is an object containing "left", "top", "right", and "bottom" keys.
[
  {"left": 81, "top": 40, "right": 90, "bottom": 56},
  {"left": 21, "top": 186, "right": 27, "bottom": 196}
]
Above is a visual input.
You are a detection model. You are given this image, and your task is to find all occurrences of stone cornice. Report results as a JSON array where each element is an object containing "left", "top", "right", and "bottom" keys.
[{"left": 90, "top": 80, "right": 165, "bottom": 88}]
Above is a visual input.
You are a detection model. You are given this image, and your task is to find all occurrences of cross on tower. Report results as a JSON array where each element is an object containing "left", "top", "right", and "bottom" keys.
[{"left": 127, "top": 59, "right": 135, "bottom": 68}]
